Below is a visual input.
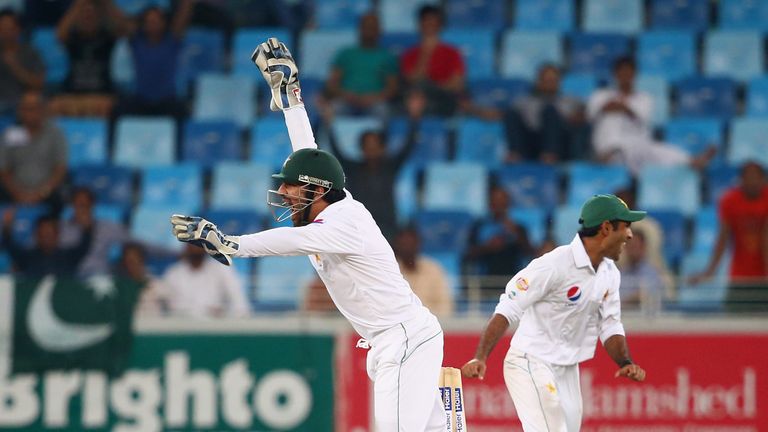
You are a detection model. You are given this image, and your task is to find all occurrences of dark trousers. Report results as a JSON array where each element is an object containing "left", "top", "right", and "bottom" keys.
[{"left": 505, "top": 105, "right": 590, "bottom": 161}]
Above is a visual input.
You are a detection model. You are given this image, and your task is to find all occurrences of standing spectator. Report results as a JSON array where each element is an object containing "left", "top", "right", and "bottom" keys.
[
  {"left": 617, "top": 228, "right": 664, "bottom": 314},
  {"left": 162, "top": 243, "right": 250, "bottom": 318},
  {"left": 394, "top": 226, "right": 454, "bottom": 317},
  {"left": 324, "top": 13, "right": 398, "bottom": 117},
  {"left": 400, "top": 5, "right": 465, "bottom": 116},
  {"left": 115, "top": 242, "right": 167, "bottom": 317},
  {"left": 0, "top": 91, "right": 67, "bottom": 208},
  {"left": 690, "top": 161, "right": 768, "bottom": 313},
  {"left": 588, "top": 57, "right": 714, "bottom": 174},
  {"left": 0, "top": 9, "right": 45, "bottom": 115}
]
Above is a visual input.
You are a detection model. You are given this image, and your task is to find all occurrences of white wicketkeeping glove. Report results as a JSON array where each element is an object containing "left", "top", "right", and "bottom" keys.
[
  {"left": 170, "top": 214, "right": 239, "bottom": 266},
  {"left": 251, "top": 37, "right": 303, "bottom": 111}
]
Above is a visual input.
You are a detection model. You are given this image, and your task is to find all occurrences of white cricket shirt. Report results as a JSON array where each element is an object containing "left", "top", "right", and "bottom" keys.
[{"left": 494, "top": 235, "right": 626, "bottom": 365}]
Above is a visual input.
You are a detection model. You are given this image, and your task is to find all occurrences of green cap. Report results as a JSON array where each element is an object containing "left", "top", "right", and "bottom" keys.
[
  {"left": 579, "top": 194, "right": 647, "bottom": 228},
  {"left": 272, "top": 148, "right": 345, "bottom": 191}
]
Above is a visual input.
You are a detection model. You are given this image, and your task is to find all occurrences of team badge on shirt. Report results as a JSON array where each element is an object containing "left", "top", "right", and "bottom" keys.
[
  {"left": 567, "top": 286, "right": 581, "bottom": 302},
  {"left": 515, "top": 277, "right": 529, "bottom": 292}
]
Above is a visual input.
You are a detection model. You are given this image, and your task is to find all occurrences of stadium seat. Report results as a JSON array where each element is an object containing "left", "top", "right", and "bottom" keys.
[
  {"left": 719, "top": 0, "right": 768, "bottom": 30},
  {"left": 664, "top": 118, "right": 723, "bottom": 158},
  {"left": 57, "top": 117, "right": 108, "bottom": 167},
  {"left": 253, "top": 255, "right": 316, "bottom": 309},
  {"left": 704, "top": 31, "right": 764, "bottom": 82},
  {"left": 583, "top": 0, "right": 643, "bottom": 34},
  {"left": 728, "top": 118, "right": 768, "bottom": 166},
  {"left": 500, "top": 31, "right": 562, "bottom": 80},
  {"left": 193, "top": 74, "right": 255, "bottom": 128},
  {"left": 379, "top": 32, "right": 420, "bottom": 58},
  {"left": 210, "top": 162, "right": 272, "bottom": 211},
  {"left": 446, "top": 0, "right": 506, "bottom": 30},
  {"left": 497, "top": 163, "right": 559, "bottom": 211},
  {"left": 61, "top": 204, "right": 128, "bottom": 225},
  {"left": 0, "top": 252, "right": 9, "bottom": 274},
  {"left": 177, "top": 28, "right": 225, "bottom": 96},
  {"left": 568, "top": 33, "right": 631, "bottom": 79},
  {"left": 231, "top": 27, "right": 292, "bottom": 79},
  {"left": 415, "top": 210, "right": 475, "bottom": 253},
  {"left": 637, "top": 165, "right": 701, "bottom": 216},
  {"left": 514, "top": 0, "right": 574, "bottom": 32},
  {"left": 676, "top": 252, "right": 729, "bottom": 312},
  {"left": 250, "top": 118, "right": 293, "bottom": 171},
  {"left": 423, "top": 163, "right": 488, "bottom": 216},
  {"left": 706, "top": 164, "right": 739, "bottom": 205},
  {"left": 71, "top": 165, "right": 134, "bottom": 206},
  {"left": 636, "top": 75, "right": 669, "bottom": 125},
  {"left": 115, "top": 0, "right": 169, "bottom": 14},
  {"left": 395, "top": 166, "right": 419, "bottom": 224},
  {"left": 182, "top": 120, "right": 240, "bottom": 167},
  {"left": 552, "top": 205, "right": 581, "bottom": 245},
  {"left": 114, "top": 116, "right": 176, "bottom": 168},
  {"left": 442, "top": 29, "right": 495, "bottom": 79},
  {"left": 566, "top": 163, "right": 631, "bottom": 207},
  {"left": 131, "top": 205, "right": 194, "bottom": 252},
  {"left": 140, "top": 164, "right": 202, "bottom": 209},
  {"left": 649, "top": 0, "right": 710, "bottom": 31},
  {"left": 561, "top": 73, "right": 598, "bottom": 100},
  {"left": 378, "top": 0, "right": 437, "bottom": 32},
  {"left": 454, "top": 118, "right": 506, "bottom": 169},
  {"left": 298, "top": 30, "right": 356, "bottom": 79},
  {"left": 203, "top": 209, "right": 266, "bottom": 236},
  {"left": 0, "top": 115, "right": 12, "bottom": 133},
  {"left": 746, "top": 76, "right": 768, "bottom": 117},
  {"left": 691, "top": 206, "right": 718, "bottom": 254},
  {"left": 675, "top": 77, "right": 737, "bottom": 120},
  {"left": 509, "top": 207, "right": 547, "bottom": 247},
  {"left": 650, "top": 210, "right": 687, "bottom": 267},
  {"left": 637, "top": 31, "right": 696, "bottom": 81},
  {"left": 31, "top": 28, "right": 68, "bottom": 84},
  {"left": 330, "top": 116, "right": 384, "bottom": 161},
  {"left": 8, "top": 205, "right": 49, "bottom": 248},
  {"left": 468, "top": 79, "right": 530, "bottom": 110},
  {"left": 110, "top": 38, "right": 134, "bottom": 92},
  {"left": 315, "top": 0, "right": 372, "bottom": 28},
  {"left": 387, "top": 117, "right": 449, "bottom": 170}
]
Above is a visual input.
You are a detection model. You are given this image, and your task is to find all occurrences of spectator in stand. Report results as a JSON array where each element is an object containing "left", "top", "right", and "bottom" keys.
[
  {"left": 51, "top": 0, "right": 131, "bottom": 117},
  {"left": 322, "top": 90, "right": 425, "bottom": 241},
  {"left": 162, "top": 243, "right": 250, "bottom": 318},
  {"left": 464, "top": 186, "right": 534, "bottom": 298},
  {"left": 302, "top": 276, "right": 338, "bottom": 313},
  {"left": 0, "top": 9, "right": 45, "bottom": 115},
  {"left": 690, "top": 161, "right": 768, "bottom": 313},
  {"left": 116, "top": 242, "right": 168, "bottom": 317},
  {"left": 324, "top": 13, "right": 398, "bottom": 118},
  {"left": 2, "top": 209, "right": 93, "bottom": 277},
  {"left": 394, "top": 226, "right": 454, "bottom": 317},
  {"left": 588, "top": 57, "right": 715, "bottom": 175},
  {"left": 400, "top": 5, "right": 465, "bottom": 116},
  {"left": 0, "top": 91, "right": 67, "bottom": 209},
  {"left": 617, "top": 227, "right": 664, "bottom": 314}
]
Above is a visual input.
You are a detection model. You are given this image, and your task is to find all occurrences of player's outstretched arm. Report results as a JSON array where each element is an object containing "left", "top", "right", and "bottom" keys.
[
  {"left": 603, "top": 334, "right": 646, "bottom": 382},
  {"left": 461, "top": 313, "right": 510, "bottom": 380},
  {"left": 169, "top": 214, "right": 240, "bottom": 266}
]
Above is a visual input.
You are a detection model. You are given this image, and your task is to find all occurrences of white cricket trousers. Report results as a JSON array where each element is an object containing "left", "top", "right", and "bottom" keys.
[
  {"left": 366, "top": 312, "right": 445, "bottom": 431},
  {"left": 503, "top": 348, "right": 582, "bottom": 432}
]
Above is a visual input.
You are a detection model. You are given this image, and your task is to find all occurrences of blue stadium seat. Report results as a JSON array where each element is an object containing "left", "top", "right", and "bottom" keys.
[
  {"left": 253, "top": 256, "right": 316, "bottom": 309},
  {"left": 395, "top": 167, "right": 418, "bottom": 224},
  {"left": 454, "top": 118, "right": 506, "bottom": 168},
  {"left": 728, "top": 118, "right": 768, "bottom": 166},
  {"left": 131, "top": 205, "right": 194, "bottom": 252},
  {"left": 446, "top": 0, "right": 506, "bottom": 30},
  {"left": 675, "top": 77, "right": 737, "bottom": 120},
  {"left": 704, "top": 31, "right": 764, "bottom": 82},
  {"left": 423, "top": 163, "right": 488, "bottom": 216},
  {"left": 193, "top": 74, "right": 255, "bottom": 128},
  {"left": 568, "top": 33, "right": 631, "bottom": 80},
  {"left": 706, "top": 164, "right": 739, "bottom": 205},
  {"left": 231, "top": 28, "right": 292, "bottom": 79},
  {"left": 676, "top": 252, "right": 728, "bottom": 312},
  {"left": 387, "top": 117, "right": 449, "bottom": 170},
  {"left": 0, "top": 115, "right": 12, "bottom": 133},
  {"left": 583, "top": 0, "right": 643, "bottom": 34},
  {"left": 210, "top": 162, "right": 272, "bottom": 211},
  {"left": 468, "top": 78, "right": 530, "bottom": 110},
  {"left": 746, "top": 76, "right": 768, "bottom": 116},
  {"left": 315, "top": 0, "right": 372, "bottom": 29},
  {"left": 719, "top": 0, "right": 768, "bottom": 30},
  {"left": 650, "top": 210, "right": 687, "bottom": 267},
  {"left": 61, "top": 203, "right": 127, "bottom": 225},
  {"left": 114, "top": 116, "right": 176, "bottom": 168},
  {"left": 691, "top": 206, "right": 718, "bottom": 254},
  {"left": 250, "top": 118, "right": 292, "bottom": 171},
  {"left": 509, "top": 207, "right": 547, "bottom": 247},
  {"left": 8, "top": 205, "right": 48, "bottom": 248},
  {"left": 415, "top": 210, "right": 475, "bottom": 253},
  {"left": 500, "top": 31, "right": 562, "bottom": 80},
  {"left": 515, "top": 0, "right": 574, "bottom": 32},
  {"left": 561, "top": 73, "right": 598, "bottom": 100},
  {"left": 182, "top": 120, "right": 240, "bottom": 167},
  {"left": 111, "top": 38, "right": 134, "bottom": 92},
  {"left": 552, "top": 205, "right": 581, "bottom": 245},
  {"left": 497, "top": 163, "right": 559, "bottom": 211},
  {"left": 71, "top": 165, "right": 134, "bottom": 206},
  {"left": 330, "top": 116, "right": 383, "bottom": 161},
  {"left": 31, "top": 28, "right": 68, "bottom": 84},
  {"left": 0, "top": 251, "right": 9, "bottom": 274},
  {"left": 140, "top": 164, "right": 203, "bottom": 209},
  {"left": 203, "top": 209, "right": 265, "bottom": 235},
  {"left": 115, "top": 0, "right": 169, "bottom": 14},
  {"left": 378, "top": 0, "right": 436, "bottom": 32},
  {"left": 650, "top": 0, "right": 710, "bottom": 31},
  {"left": 57, "top": 117, "right": 107, "bottom": 167},
  {"left": 636, "top": 75, "right": 669, "bottom": 125},
  {"left": 298, "top": 30, "right": 356, "bottom": 79},
  {"left": 379, "top": 32, "right": 420, "bottom": 58},
  {"left": 637, "top": 31, "right": 696, "bottom": 81},
  {"left": 664, "top": 118, "right": 723, "bottom": 158},
  {"left": 566, "top": 163, "right": 631, "bottom": 206},
  {"left": 177, "top": 28, "right": 225, "bottom": 96},
  {"left": 442, "top": 29, "right": 494, "bottom": 79},
  {"left": 638, "top": 165, "right": 701, "bottom": 216}
]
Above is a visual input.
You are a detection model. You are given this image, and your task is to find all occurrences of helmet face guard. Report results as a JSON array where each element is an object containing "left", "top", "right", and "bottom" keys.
[{"left": 267, "top": 182, "right": 330, "bottom": 223}]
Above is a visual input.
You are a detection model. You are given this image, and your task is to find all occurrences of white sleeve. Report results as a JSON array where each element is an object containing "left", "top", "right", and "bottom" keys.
[
  {"left": 283, "top": 106, "right": 318, "bottom": 151},
  {"left": 598, "top": 269, "right": 626, "bottom": 343},
  {"left": 234, "top": 220, "right": 363, "bottom": 257},
  {"left": 586, "top": 90, "right": 608, "bottom": 121},
  {"left": 629, "top": 92, "right": 653, "bottom": 126},
  {"left": 219, "top": 266, "right": 251, "bottom": 317},
  {"left": 493, "top": 258, "right": 555, "bottom": 324}
]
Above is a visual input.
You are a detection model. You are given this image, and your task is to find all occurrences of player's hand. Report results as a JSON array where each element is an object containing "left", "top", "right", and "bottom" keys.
[
  {"left": 170, "top": 214, "right": 239, "bottom": 266},
  {"left": 687, "top": 270, "right": 715, "bottom": 286},
  {"left": 614, "top": 363, "right": 646, "bottom": 382},
  {"left": 461, "top": 358, "right": 487, "bottom": 380},
  {"left": 251, "top": 37, "right": 302, "bottom": 111}
]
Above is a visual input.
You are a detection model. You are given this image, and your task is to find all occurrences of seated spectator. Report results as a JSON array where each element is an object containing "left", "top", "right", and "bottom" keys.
[
  {"left": 400, "top": 5, "right": 465, "bottom": 116},
  {"left": 0, "top": 91, "right": 67, "bottom": 209},
  {"left": 51, "top": 0, "right": 131, "bottom": 117},
  {"left": 302, "top": 276, "right": 338, "bottom": 313},
  {"left": 464, "top": 186, "right": 534, "bottom": 297},
  {"left": 617, "top": 227, "right": 664, "bottom": 314},
  {"left": 162, "top": 243, "right": 250, "bottom": 318},
  {"left": 588, "top": 56, "right": 715, "bottom": 175},
  {"left": 324, "top": 13, "right": 398, "bottom": 118},
  {"left": 115, "top": 242, "right": 167, "bottom": 317},
  {"left": 1, "top": 208, "right": 93, "bottom": 277},
  {"left": 0, "top": 9, "right": 45, "bottom": 115},
  {"left": 394, "top": 227, "right": 453, "bottom": 316}
]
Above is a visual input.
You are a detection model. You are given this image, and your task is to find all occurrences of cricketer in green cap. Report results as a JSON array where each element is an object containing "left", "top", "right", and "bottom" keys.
[{"left": 579, "top": 194, "right": 647, "bottom": 228}]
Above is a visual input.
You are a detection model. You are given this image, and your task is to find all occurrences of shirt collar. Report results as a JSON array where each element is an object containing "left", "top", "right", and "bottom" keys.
[{"left": 570, "top": 234, "right": 593, "bottom": 270}]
